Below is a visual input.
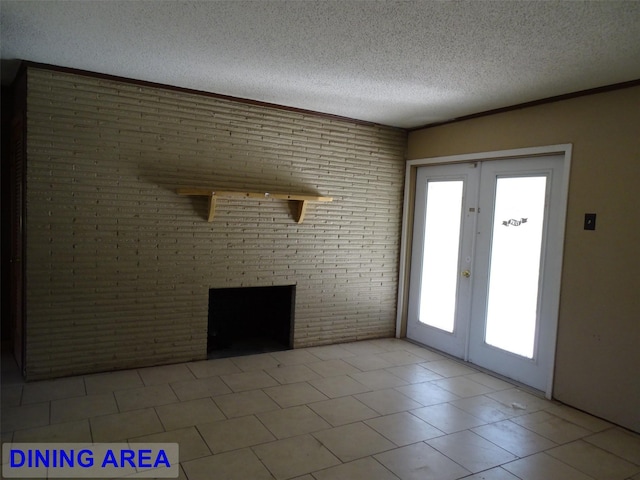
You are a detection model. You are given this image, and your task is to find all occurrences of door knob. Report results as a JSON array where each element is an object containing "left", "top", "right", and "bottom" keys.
[{"left": 461, "top": 270, "right": 471, "bottom": 278}]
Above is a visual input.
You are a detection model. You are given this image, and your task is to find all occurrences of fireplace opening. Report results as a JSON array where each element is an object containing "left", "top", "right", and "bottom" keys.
[{"left": 207, "top": 285, "right": 295, "bottom": 358}]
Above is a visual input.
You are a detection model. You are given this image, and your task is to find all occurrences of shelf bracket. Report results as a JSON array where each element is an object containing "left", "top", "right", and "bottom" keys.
[
  {"left": 207, "top": 194, "right": 217, "bottom": 222},
  {"left": 296, "top": 200, "right": 309, "bottom": 224}
]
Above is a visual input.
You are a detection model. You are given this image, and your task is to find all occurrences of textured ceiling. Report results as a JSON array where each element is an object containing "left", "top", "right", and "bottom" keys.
[{"left": 2, "top": 0, "right": 640, "bottom": 128}]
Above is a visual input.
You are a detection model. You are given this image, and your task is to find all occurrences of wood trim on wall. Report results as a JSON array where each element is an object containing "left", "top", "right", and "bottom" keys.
[
  {"left": 15, "top": 61, "right": 640, "bottom": 134},
  {"left": 19, "top": 61, "right": 401, "bottom": 130},
  {"left": 409, "top": 79, "right": 640, "bottom": 131}
]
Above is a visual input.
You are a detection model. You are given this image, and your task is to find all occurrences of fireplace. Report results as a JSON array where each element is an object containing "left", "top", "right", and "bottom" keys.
[{"left": 207, "top": 285, "right": 295, "bottom": 358}]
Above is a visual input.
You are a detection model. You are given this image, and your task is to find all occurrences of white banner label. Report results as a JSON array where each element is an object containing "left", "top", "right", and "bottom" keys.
[{"left": 2, "top": 443, "right": 179, "bottom": 478}]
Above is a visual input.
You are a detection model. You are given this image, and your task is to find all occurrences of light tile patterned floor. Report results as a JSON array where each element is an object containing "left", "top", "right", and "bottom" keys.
[{"left": 2, "top": 338, "right": 640, "bottom": 480}]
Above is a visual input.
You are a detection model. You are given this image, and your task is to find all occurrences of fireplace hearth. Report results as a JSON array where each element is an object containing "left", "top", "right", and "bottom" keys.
[{"left": 207, "top": 285, "right": 295, "bottom": 358}]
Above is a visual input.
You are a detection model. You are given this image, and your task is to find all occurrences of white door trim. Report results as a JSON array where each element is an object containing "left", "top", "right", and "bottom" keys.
[{"left": 396, "top": 144, "right": 572, "bottom": 398}]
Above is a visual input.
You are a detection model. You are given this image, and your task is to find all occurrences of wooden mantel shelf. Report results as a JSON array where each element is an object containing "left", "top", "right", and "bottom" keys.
[{"left": 177, "top": 188, "right": 333, "bottom": 224}]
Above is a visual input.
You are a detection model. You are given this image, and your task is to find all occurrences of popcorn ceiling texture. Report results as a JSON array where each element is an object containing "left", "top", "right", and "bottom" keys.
[
  {"left": 24, "top": 67, "right": 407, "bottom": 380},
  {"left": 4, "top": 2, "right": 640, "bottom": 128}
]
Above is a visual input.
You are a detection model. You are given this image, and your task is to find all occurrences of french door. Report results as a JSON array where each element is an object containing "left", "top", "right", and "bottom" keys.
[{"left": 406, "top": 155, "right": 565, "bottom": 392}]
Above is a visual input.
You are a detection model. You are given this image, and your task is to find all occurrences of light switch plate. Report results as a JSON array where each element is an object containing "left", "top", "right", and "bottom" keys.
[{"left": 584, "top": 213, "right": 596, "bottom": 230}]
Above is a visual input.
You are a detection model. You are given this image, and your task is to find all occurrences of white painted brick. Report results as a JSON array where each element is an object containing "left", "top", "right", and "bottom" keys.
[{"left": 23, "top": 67, "right": 406, "bottom": 379}]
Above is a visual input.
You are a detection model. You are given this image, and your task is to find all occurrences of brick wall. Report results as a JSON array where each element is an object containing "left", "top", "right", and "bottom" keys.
[{"left": 24, "top": 67, "right": 407, "bottom": 379}]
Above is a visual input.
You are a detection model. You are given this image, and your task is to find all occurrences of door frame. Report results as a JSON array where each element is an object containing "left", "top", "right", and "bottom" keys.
[{"left": 396, "top": 144, "right": 572, "bottom": 398}]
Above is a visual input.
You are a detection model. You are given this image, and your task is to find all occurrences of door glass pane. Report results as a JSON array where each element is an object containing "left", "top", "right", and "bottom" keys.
[
  {"left": 419, "top": 180, "right": 464, "bottom": 332},
  {"left": 485, "top": 176, "right": 547, "bottom": 358}
]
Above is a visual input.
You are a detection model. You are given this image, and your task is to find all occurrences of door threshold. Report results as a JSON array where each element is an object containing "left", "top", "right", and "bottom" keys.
[{"left": 403, "top": 337, "right": 547, "bottom": 399}]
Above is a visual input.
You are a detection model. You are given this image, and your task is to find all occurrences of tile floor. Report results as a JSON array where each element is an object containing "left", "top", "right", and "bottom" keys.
[{"left": 2, "top": 338, "right": 640, "bottom": 480}]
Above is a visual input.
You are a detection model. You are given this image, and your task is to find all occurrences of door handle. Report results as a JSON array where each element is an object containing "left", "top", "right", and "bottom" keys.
[{"left": 461, "top": 270, "right": 471, "bottom": 278}]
